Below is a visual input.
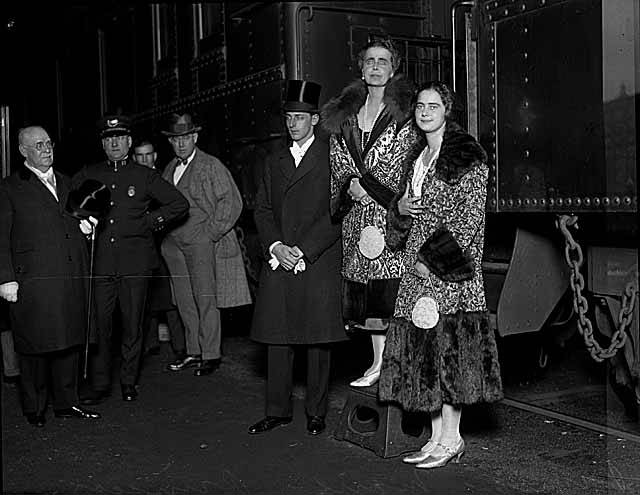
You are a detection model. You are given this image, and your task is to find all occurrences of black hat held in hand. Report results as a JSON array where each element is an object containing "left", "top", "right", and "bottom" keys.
[{"left": 66, "top": 179, "right": 112, "bottom": 219}]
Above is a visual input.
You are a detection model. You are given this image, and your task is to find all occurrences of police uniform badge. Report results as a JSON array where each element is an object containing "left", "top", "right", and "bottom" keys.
[{"left": 127, "top": 185, "right": 136, "bottom": 197}]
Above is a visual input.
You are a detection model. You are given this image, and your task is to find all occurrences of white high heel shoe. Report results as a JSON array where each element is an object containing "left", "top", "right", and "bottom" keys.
[
  {"left": 402, "top": 440, "right": 438, "bottom": 463},
  {"left": 349, "top": 370, "right": 380, "bottom": 387},
  {"left": 415, "top": 438, "right": 465, "bottom": 469}
]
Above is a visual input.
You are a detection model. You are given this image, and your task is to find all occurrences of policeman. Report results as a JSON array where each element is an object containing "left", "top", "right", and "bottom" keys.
[{"left": 74, "top": 115, "right": 189, "bottom": 403}]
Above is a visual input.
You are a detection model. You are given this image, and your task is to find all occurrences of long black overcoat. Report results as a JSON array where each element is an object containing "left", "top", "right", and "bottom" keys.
[
  {"left": 251, "top": 139, "right": 346, "bottom": 345},
  {"left": 0, "top": 167, "right": 90, "bottom": 354}
]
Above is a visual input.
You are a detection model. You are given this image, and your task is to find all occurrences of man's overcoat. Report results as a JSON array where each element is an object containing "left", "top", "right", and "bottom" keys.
[
  {"left": 251, "top": 138, "right": 345, "bottom": 344},
  {"left": 0, "top": 167, "right": 90, "bottom": 354}
]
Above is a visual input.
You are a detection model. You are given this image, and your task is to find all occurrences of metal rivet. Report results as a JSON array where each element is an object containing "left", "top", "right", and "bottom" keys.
[
  {"left": 549, "top": 198, "right": 555, "bottom": 206},
  {"left": 507, "top": 199, "right": 514, "bottom": 206},
  {"left": 524, "top": 100, "right": 529, "bottom": 108},
  {"left": 574, "top": 198, "right": 581, "bottom": 206},
  {"left": 603, "top": 197, "right": 610, "bottom": 206},
  {"left": 584, "top": 198, "right": 591, "bottom": 206},
  {"left": 524, "top": 27, "right": 528, "bottom": 33},
  {"left": 565, "top": 198, "right": 572, "bottom": 206},
  {"left": 524, "top": 174, "right": 530, "bottom": 182},
  {"left": 491, "top": 199, "right": 497, "bottom": 206},
  {"left": 516, "top": 199, "right": 522, "bottom": 206},
  {"left": 524, "top": 126, "right": 529, "bottom": 133},
  {"left": 523, "top": 52, "right": 528, "bottom": 59},
  {"left": 499, "top": 199, "right": 506, "bottom": 206},
  {"left": 557, "top": 198, "right": 563, "bottom": 206},
  {"left": 623, "top": 196, "right": 631, "bottom": 205},
  {"left": 491, "top": 186, "right": 497, "bottom": 193},
  {"left": 540, "top": 198, "right": 546, "bottom": 206},
  {"left": 532, "top": 198, "right": 538, "bottom": 206},
  {"left": 524, "top": 198, "right": 530, "bottom": 205},
  {"left": 524, "top": 76, "right": 529, "bottom": 83},
  {"left": 524, "top": 150, "right": 530, "bottom": 158},
  {"left": 613, "top": 196, "right": 621, "bottom": 205},
  {"left": 594, "top": 197, "right": 601, "bottom": 206}
]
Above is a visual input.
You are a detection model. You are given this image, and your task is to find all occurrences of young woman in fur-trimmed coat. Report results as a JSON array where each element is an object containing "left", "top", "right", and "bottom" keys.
[
  {"left": 320, "top": 38, "right": 420, "bottom": 387},
  {"left": 379, "top": 82, "right": 503, "bottom": 468}
]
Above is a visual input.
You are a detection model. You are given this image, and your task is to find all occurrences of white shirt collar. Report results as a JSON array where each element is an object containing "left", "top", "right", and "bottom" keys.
[
  {"left": 179, "top": 149, "right": 197, "bottom": 166},
  {"left": 24, "top": 161, "right": 54, "bottom": 181},
  {"left": 289, "top": 135, "right": 315, "bottom": 167}
]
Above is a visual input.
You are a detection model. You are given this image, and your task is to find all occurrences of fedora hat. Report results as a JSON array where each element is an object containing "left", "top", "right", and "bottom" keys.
[
  {"left": 161, "top": 113, "right": 202, "bottom": 137},
  {"left": 283, "top": 80, "right": 321, "bottom": 113},
  {"left": 66, "top": 179, "right": 112, "bottom": 219}
]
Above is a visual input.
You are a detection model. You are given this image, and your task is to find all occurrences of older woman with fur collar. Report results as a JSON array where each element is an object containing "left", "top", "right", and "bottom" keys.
[
  {"left": 321, "top": 38, "right": 420, "bottom": 387},
  {"left": 379, "top": 82, "right": 503, "bottom": 468}
]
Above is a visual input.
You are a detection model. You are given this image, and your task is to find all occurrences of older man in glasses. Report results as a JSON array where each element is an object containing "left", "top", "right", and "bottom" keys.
[
  {"left": 0, "top": 125, "right": 101, "bottom": 426},
  {"left": 73, "top": 115, "right": 188, "bottom": 404}
]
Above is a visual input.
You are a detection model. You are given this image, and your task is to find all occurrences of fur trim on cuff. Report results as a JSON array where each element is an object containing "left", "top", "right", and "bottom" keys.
[
  {"left": 385, "top": 196, "right": 412, "bottom": 251},
  {"left": 331, "top": 174, "right": 358, "bottom": 223},
  {"left": 417, "top": 226, "right": 475, "bottom": 282}
]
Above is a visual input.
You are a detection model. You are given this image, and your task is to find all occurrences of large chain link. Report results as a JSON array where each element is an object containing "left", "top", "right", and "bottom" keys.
[{"left": 556, "top": 215, "right": 635, "bottom": 362}]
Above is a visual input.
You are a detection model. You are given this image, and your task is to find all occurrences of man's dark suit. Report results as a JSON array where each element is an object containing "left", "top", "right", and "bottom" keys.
[
  {"left": 251, "top": 137, "right": 345, "bottom": 418},
  {"left": 0, "top": 166, "right": 90, "bottom": 416}
]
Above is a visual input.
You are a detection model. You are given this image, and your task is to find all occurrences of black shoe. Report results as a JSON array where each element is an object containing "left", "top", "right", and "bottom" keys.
[
  {"left": 121, "top": 384, "right": 138, "bottom": 401},
  {"left": 193, "top": 359, "right": 220, "bottom": 376},
  {"left": 26, "top": 414, "right": 46, "bottom": 427},
  {"left": 248, "top": 416, "right": 293, "bottom": 435},
  {"left": 79, "top": 389, "right": 111, "bottom": 406},
  {"left": 54, "top": 405, "right": 101, "bottom": 419},
  {"left": 167, "top": 354, "right": 201, "bottom": 371},
  {"left": 306, "top": 415, "right": 326, "bottom": 435}
]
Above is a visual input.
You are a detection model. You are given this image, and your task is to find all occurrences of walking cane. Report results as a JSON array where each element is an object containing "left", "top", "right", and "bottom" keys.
[{"left": 83, "top": 223, "right": 96, "bottom": 379}]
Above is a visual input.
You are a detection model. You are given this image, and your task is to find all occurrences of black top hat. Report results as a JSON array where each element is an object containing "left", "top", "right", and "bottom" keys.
[
  {"left": 161, "top": 114, "right": 202, "bottom": 137},
  {"left": 97, "top": 115, "right": 131, "bottom": 138},
  {"left": 66, "top": 179, "right": 112, "bottom": 219},
  {"left": 283, "top": 80, "right": 321, "bottom": 113}
]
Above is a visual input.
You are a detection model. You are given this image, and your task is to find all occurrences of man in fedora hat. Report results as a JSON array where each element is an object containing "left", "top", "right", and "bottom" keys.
[
  {"left": 0, "top": 125, "right": 101, "bottom": 426},
  {"left": 73, "top": 114, "right": 189, "bottom": 404},
  {"left": 248, "top": 80, "right": 345, "bottom": 436},
  {"left": 161, "top": 113, "right": 250, "bottom": 377}
]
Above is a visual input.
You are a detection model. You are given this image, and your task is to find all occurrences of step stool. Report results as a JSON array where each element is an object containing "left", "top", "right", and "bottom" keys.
[{"left": 334, "top": 384, "right": 431, "bottom": 458}]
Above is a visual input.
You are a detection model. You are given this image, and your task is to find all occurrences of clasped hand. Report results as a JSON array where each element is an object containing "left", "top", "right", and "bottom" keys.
[
  {"left": 272, "top": 244, "right": 304, "bottom": 271},
  {"left": 397, "top": 183, "right": 425, "bottom": 218},
  {"left": 348, "top": 178, "right": 369, "bottom": 202},
  {"left": 0, "top": 281, "right": 19, "bottom": 302}
]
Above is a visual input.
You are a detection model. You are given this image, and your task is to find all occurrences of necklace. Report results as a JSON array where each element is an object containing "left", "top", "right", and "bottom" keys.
[{"left": 360, "top": 94, "right": 384, "bottom": 150}]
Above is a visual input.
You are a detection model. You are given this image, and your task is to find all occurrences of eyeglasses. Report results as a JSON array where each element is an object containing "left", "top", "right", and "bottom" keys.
[
  {"left": 364, "top": 57, "right": 391, "bottom": 69},
  {"left": 23, "top": 140, "right": 55, "bottom": 152},
  {"left": 168, "top": 134, "right": 195, "bottom": 144}
]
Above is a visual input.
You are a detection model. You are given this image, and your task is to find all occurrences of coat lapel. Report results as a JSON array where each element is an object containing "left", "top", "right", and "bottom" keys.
[
  {"left": 277, "top": 149, "right": 296, "bottom": 184},
  {"left": 19, "top": 167, "right": 59, "bottom": 208},
  {"left": 286, "top": 139, "right": 319, "bottom": 191}
]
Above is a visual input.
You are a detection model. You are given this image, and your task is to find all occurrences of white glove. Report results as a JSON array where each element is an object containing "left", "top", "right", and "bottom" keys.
[
  {"left": 79, "top": 216, "right": 98, "bottom": 235},
  {"left": 0, "top": 281, "right": 19, "bottom": 302}
]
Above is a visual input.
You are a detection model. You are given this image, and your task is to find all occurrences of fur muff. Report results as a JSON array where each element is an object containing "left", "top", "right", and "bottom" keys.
[
  {"left": 321, "top": 75, "right": 416, "bottom": 135},
  {"left": 379, "top": 312, "right": 503, "bottom": 413},
  {"left": 417, "top": 226, "right": 475, "bottom": 282}
]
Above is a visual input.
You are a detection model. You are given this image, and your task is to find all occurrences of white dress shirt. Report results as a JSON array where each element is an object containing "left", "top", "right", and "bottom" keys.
[
  {"left": 24, "top": 161, "right": 57, "bottom": 201},
  {"left": 288, "top": 135, "right": 315, "bottom": 168},
  {"left": 411, "top": 146, "right": 440, "bottom": 198},
  {"left": 173, "top": 149, "right": 196, "bottom": 185}
]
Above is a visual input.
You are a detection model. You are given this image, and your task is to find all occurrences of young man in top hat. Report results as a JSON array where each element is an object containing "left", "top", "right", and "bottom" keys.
[
  {"left": 249, "top": 80, "right": 345, "bottom": 435},
  {"left": 73, "top": 115, "right": 189, "bottom": 403},
  {"left": 161, "top": 113, "right": 250, "bottom": 377},
  {"left": 0, "top": 125, "right": 101, "bottom": 426}
]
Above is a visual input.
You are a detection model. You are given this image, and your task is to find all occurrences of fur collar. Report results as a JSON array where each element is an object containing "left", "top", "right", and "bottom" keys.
[
  {"left": 320, "top": 74, "right": 415, "bottom": 134},
  {"left": 435, "top": 122, "right": 487, "bottom": 184}
]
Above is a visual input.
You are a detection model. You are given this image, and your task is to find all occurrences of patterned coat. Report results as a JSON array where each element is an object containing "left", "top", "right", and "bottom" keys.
[
  {"left": 379, "top": 122, "right": 503, "bottom": 412},
  {"left": 162, "top": 148, "right": 251, "bottom": 308},
  {"left": 321, "top": 76, "right": 420, "bottom": 284}
]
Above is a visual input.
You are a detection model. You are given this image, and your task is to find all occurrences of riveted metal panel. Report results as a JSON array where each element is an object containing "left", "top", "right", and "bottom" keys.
[{"left": 479, "top": 0, "right": 637, "bottom": 213}]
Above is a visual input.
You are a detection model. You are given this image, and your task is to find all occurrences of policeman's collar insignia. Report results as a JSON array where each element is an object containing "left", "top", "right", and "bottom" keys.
[{"left": 107, "top": 119, "right": 119, "bottom": 127}]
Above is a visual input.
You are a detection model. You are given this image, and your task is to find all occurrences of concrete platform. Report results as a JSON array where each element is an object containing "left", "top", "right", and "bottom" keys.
[{"left": 2, "top": 331, "right": 639, "bottom": 494}]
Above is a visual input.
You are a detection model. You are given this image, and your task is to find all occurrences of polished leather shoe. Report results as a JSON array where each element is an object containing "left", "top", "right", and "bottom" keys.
[
  {"left": 167, "top": 354, "right": 201, "bottom": 371},
  {"left": 121, "top": 384, "right": 138, "bottom": 401},
  {"left": 248, "top": 416, "right": 292, "bottom": 434},
  {"left": 54, "top": 406, "right": 101, "bottom": 419},
  {"left": 27, "top": 414, "right": 46, "bottom": 427},
  {"left": 306, "top": 415, "right": 326, "bottom": 435},
  {"left": 79, "top": 389, "right": 111, "bottom": 406},
  {"left": 193, "top": 359, "right": 220, "bottom": 376}
]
